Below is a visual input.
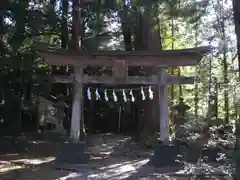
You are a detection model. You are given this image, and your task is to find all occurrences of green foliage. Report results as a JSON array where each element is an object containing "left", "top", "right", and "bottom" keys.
[{"left": 0, "top": 0, "right": 54, "bottom": 134}]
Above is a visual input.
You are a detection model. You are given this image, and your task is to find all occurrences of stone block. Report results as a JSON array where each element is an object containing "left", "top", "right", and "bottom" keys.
[
  {"left": 150, "top": 143, "right": 179, "bottom": 167},
  {"left": 55, "top": 142, "right": 89, "bottom": 164}
]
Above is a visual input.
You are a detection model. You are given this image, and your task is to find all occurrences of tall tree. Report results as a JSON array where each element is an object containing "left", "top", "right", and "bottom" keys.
[
  {"left": 61, "top": 0, "right": 69, "bottom": 49},
  {"left": 232, "top": 0, "right": 240, "bottom": 151},
  {"left": 233, "top": 0, "right": 240, "bottom": 76}
]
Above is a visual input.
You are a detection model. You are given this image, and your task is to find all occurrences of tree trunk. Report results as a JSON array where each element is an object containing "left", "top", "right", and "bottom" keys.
[
  {"left": 70, "top": 0, "right": 81, "bottom": 51},
  {"left": 220, "top": 1, "right": 229, "bottom": 123},
  {"left": 118, "top": 2, "right": 132, "bottom": 51},
  {"left": 232, "top": 0, "right": 240, "bottom": 150},
  {"left": 70, "top": 0, "right": 86, "bottom": 140},
  {"left": 232, "top": 0, "right": 240, "bottom": 178},
  {"left": 4, "top": 90, "right": 22, "bottom": 136},
  {"left": 50, "top": 0, "right": 66, "bottom": 98},
  {"left": 134, "top": 5, "right": 162, "bottom": 144},
  {"left": 118, "top": 3, "right": 162, "bottom": 143},
  {"left": 207, "top": 55, "right": 212, "bottom": 116},
  {"left": 170, "top": 12, "right": 175, "bottom": 130},
  {"left": 61, "top": 0, "right": 69, "bottom": 49},
  {"left": 0, "top": 3, "right": 4, "bottom": 51},
  {"left": 233, "top": 0, "right": 240, "bottom": 76},
  {"left": 194, "top": 26, "right": 199, "bottom": 118}
]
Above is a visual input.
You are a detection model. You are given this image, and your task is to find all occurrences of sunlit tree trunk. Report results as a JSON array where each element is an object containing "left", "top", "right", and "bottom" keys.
[
  {"left": 194, "top": 25, "right": 199, "bottom": 118},
  {"left": 220, "top": 0, "right": 229, "bottom": 123},
  {"left": 178, "top": 67, "right": 182, "bottom": 97},
  {"left": 207, "top": 56, "right": 212, "bottom": 116},
  {"left": 170, "top": 9, "right": 175, "bottom": 129}
]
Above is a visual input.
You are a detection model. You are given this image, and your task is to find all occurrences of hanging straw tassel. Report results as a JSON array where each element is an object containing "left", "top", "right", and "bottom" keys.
[
  {"left": 95, "top": 88, "right": 101, "bottom": 100},
  {"left": 113, "top": 89, "right": 117, "bottom": 102},
  {"left": 104, "top": 89, "right": 109, "bottom": 101},
  {"left": 129, "top": 89, "right": 135, "bottom": 102},
  {"left": 87, "top": 88, "right": 91, "bottom": 100},
  {"left": 141, "top": 86, "right": 146, "bottom": 100},
  {"left": 122, "top": 89, "right": 127, "bottom": 102},
  {"left": 148, "top": 86, "right": 153, "bottom": 100}
]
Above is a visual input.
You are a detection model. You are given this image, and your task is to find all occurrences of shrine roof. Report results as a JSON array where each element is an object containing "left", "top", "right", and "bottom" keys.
[
  {"left": 39, "top": 93, "right": 69, "bottom": 107},
  {"left": 38, "top": 46, "right": 211, "bottom": 67}
]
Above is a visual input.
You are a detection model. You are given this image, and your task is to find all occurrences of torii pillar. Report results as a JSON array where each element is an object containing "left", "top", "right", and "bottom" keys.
[{"left": 158, "top": 68, "right": 170, "bottom": 142}]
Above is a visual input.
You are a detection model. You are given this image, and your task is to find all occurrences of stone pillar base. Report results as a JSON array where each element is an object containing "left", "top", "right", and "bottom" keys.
[
  {"left": 55, "top": 141, "right": 89, "bottom": 165},
  {"left": 150, "top": 143, "right": 180, "bottom": 167}
]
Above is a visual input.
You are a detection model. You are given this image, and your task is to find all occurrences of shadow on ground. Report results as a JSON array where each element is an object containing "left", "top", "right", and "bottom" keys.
[{"left": 0, "top": 133, "right": 234, "bottom": 180}]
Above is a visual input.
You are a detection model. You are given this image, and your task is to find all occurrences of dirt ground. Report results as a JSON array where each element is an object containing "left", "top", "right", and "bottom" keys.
[{"left": 0, "top": 133, "right": 234, "bottom": 180}]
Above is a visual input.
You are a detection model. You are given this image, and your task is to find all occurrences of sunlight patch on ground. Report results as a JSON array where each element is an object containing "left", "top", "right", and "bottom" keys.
[
  {"left": 0, "top": 163, "right": 23, "bottom": 173},
  {"left": 56, "top": 172, "right": 82, "bottom": 180},
  {"left": 99, "top": 160, "right": 139, "bottom": 170},
  {"left": 11, "top": 157, "right": 55, "bottom": 165},
  {"left": 54, "top": 159, "right": 149, "bottom": 180},
  {"left": 87, "top": 135, "right": 132, "bottom": 157},
  {"left": 91, "top": 159, "right": 149, "bottom": 180}
]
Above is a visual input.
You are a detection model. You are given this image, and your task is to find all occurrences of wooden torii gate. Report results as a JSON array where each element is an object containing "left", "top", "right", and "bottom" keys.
[{"left": 39, "top": 47, "right": 210, "bottom": 143}]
